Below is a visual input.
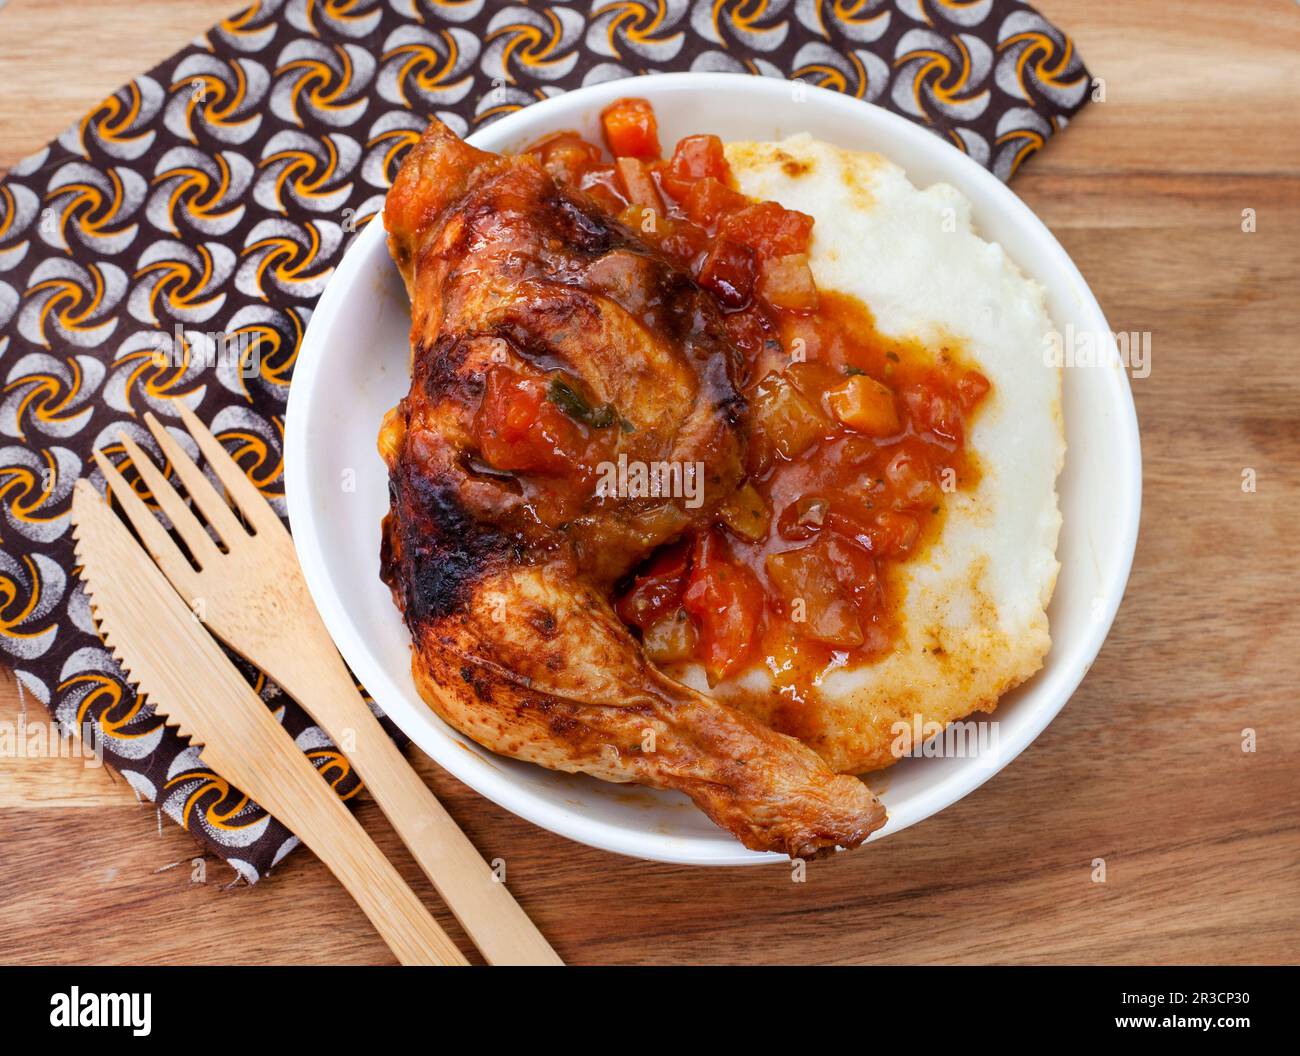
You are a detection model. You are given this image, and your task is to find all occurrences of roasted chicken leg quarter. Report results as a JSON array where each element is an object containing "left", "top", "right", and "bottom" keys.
[{"left": 378, "top": 119, "right": 885, "bottom": 857}]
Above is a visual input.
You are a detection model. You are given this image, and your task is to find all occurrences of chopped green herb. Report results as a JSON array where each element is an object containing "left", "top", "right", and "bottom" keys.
[
  {"left": 548, "top": 377, "right": 619, "bottom": 429},
  {"left": 844, "top": 366, "right": 866, "bottom": 376}
]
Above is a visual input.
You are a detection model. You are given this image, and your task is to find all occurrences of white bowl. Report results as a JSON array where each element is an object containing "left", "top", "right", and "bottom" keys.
[{"left": 284, "top": 73, "right": 1141, "bottom": 865}]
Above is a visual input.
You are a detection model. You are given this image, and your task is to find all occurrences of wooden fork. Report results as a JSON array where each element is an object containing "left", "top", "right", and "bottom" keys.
[{"left": 92, "top": 401, "right": 561, "bottom": 967}]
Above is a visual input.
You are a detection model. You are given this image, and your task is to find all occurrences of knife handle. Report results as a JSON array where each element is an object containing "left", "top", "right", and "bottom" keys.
[
  {"left": 212, "top": 676, "right": 468, "bottom": 966},
  {"left": 276, "top": 626, "right": 562, "bottom": 966}
]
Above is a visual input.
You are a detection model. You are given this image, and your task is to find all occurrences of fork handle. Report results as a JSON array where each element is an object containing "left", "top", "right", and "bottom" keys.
[{"left": 280, "top": 631, "right": 562, "bottom": 966}]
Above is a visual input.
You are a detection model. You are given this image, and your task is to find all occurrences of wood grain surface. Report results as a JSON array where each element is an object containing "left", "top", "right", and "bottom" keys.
[{"left": 1, "top": 0, "right": 1298, "bottom": 966}]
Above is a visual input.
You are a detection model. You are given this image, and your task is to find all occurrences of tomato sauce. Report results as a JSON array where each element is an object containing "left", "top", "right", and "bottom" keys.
[{"left": 510, "top": 99, "right": 990, "bottom": 689}]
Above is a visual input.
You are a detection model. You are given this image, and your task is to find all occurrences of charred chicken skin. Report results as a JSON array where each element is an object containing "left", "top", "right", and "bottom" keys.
[{"left": 379, "top": 119, "right": 885, "bottom": 857}]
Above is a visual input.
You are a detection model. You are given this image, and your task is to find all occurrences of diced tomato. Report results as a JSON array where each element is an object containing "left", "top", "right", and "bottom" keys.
[
  {"left": 765, "top": 537, "right": 863, "bottom": 647},
  {"left": 901, "top": 380, "right": 964, "bottom": 444},
  {"left": 720, "top": 201, "right": 814, "bottom": 258},
  {"left": 884, "top": 448, "right": 938, "bottom": 509},
  {"left": 474, "top": 367, "right": 584, "bottom": 476},
  {"left": 870, "top": 509, "right": 919, "bottom": 557},
  {"left": 616, "top": 541, "right": 692, "bottom": 631},
  {"left": 776, "top": 495, "right": 829, "bottom": 541},
  {"left": 697, "top": 238, "right": 756, "bottom": 309},
  {"left": 722, "top": 305, "right": 775, "bottom": 364},
  {"left": 825, "top": 374, "right": 900, "bottom": 436},
  {"left": 821, "top": 532, "right": 884, "bottom": 618},
  {"left": 615, "top": 156, "right": 663, "bottom": 212},
  {"left": 668, "top": 134, "right": 728, "bottom": 181},
  {"left": 654, "top": 217, "right": 709, "bottom": 263},
  {"left": 682, "top": 529, "right": 764, "bottom": 683},
  {"left": 601, "top": 98, "right": 660, "bottom": 159},
  {"left": 955, "top": 369, "right": 991, "bottom": 410},
  {"left": 826, "top": 508, "right": 919, "bottom": 559},
  {"left": 682, "top": 177, "right": 748, "bottom": 227},
  {"left": 528, "top": 132, "right": 604, "bottom": 186}
]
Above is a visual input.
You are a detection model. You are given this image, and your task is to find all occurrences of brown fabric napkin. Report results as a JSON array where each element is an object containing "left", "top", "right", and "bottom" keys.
[{"left": 0, "top": 0, "right": 1091, "bottom": 881}]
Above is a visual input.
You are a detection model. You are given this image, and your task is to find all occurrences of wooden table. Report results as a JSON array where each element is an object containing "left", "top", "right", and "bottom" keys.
[{"left": 1, "top": 0, "right": 1297, "bottom": 966}]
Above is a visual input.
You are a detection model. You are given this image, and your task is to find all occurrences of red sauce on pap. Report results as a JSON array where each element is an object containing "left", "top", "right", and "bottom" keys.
[{"left": 501, "top": 99, "right": 989, "bottom": 691}]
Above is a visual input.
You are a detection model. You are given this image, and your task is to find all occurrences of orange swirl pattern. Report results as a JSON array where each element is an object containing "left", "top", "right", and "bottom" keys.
[
  {"left": 104, "top": 330, "right": 208, "bottom": 416},
  {"left": 3, "top": 352, "right": 104, "bottom": 442},
  {"left": 72, "top": 78, "right": 164, "bottom": 161},
  {"left": 130, "top": 240, "right": 234, "bottom": 325},
  {"left": 272, "top": 40, "right": 377, "bottom": 127},
  {"left": 166, "top": 55, "right": 269, "bottom": 145},
  {"left": 256, "top": 130, "right": 359, "bottom": 213},
  {"left": 588, "top": 0, "right": 688, "bottom": 63},
  {"left": 483, "top": 5, "right": 584, "bottom": 84},
  {"left": 43, "top": 164, "right": 145, "bottom": 257},
  {"left": 149, "top": 147, "right": 253, "bottom": 237},
  {"left": 0, "top": 0, "right": 1089, "bottom": 880},
  {"left": 379, "top": 25, "right": 479, "bottom": 108}
]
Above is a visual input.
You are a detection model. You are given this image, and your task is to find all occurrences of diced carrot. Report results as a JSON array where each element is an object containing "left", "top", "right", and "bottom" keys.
[
  {"left": 601, "top": 98, "right": 661, "bottom": 159},
  {"left": 667, "top": 134, "right": 728, "bottom": 181},
  {"left": 825, "top": 374, "right": 900, "bottom": 436}
]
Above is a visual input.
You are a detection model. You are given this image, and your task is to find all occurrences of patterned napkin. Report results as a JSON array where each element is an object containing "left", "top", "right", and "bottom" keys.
[{"left": 0, "top": 0, "right": 1091, "bottom": 882}]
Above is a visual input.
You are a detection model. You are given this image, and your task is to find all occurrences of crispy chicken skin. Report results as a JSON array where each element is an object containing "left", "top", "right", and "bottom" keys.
[{"left": 379, "top": 120, "right": 885, "bottom": 857}]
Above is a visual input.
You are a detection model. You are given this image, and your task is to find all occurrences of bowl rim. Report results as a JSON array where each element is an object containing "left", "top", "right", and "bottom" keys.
[{"left": 284, "top": 72, "right": 1142, "bottom": 865}]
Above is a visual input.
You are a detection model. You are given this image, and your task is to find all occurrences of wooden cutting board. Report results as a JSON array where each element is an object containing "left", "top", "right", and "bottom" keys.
[{"left": 1, "top": 0, "right": 1297, "bottom": 965}]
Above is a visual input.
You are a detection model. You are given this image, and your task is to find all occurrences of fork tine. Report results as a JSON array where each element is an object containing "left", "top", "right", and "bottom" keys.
[
  {"left": 115, "top": 430, "right": 222, "bottom": 568},
  {"left": 142, "top": 412, "right": 248, "bottom": 549},
  {"left": 91, "top": 449, "right": 202, "bottom": 598},
  {"left": 173, "top": 401, "right": 285, "bottom": 537}
]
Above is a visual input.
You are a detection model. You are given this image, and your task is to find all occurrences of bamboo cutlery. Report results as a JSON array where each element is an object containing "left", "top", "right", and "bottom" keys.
[{"left": 70, "top": 402, "right": 561, "bottom": 966}]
